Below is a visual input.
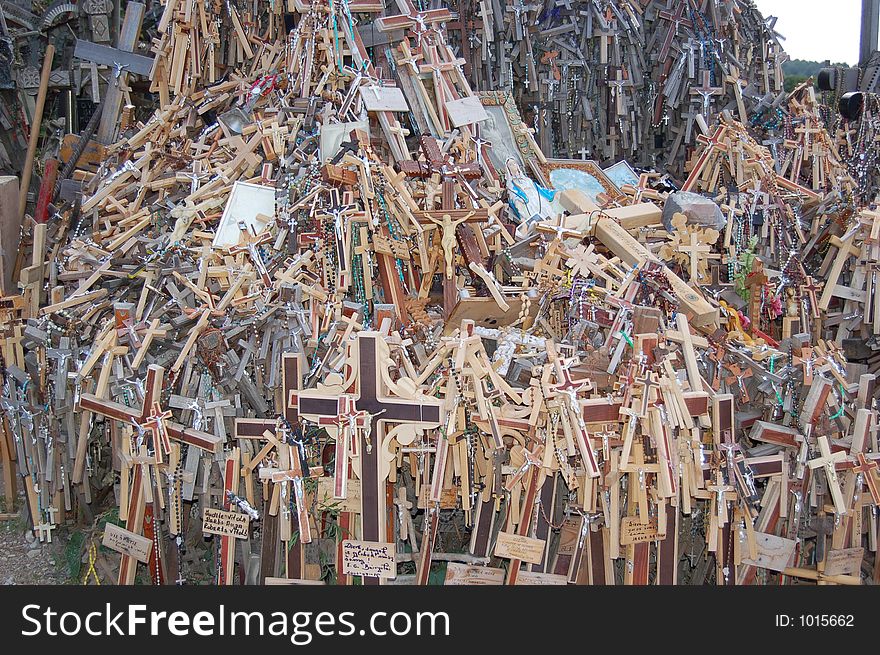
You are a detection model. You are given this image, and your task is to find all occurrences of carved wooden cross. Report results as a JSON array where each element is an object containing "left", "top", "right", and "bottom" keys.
[
  {"left": 290, "top": 332, "right": 443, "bottom": 584},
  {"left": 799, "top": 276, "right": 823, "bottom": 318},
  {"left": 78, "top": 364, "right": 223, "bottom": 454},
  {"left": 853, "top": 453, "right": 880, "bottom": 506},
  {"left": 689, "top": 70, "right": 724, "bottom": 116},
  {"left": 374, "top": 0, "right": 453, "bottom": 36},
  {"left": 682, "top": 125, "right": 729, "bottom": 192},
  {"left": 807, "top": 435, "right": 848, "bottom": 515},
  {"left": 657, "top": 4, "right": 693, "bottom": 65}
]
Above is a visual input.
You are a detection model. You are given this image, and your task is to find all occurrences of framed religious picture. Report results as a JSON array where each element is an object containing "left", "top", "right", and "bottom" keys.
[
  {"left": 603, "top": 160, "right": 640, "bottom": 189},
  {"left": 476, "top": 91, "right": 544, "bottom": 180},
  {"left": 536, "top": 159, "right": 624, "bottom": 205}
]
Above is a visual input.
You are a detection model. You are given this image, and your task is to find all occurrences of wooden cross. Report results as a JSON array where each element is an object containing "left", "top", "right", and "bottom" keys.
[
  {"left": 853, "top": 454, "right": 880, "bottom": 506},
  {"left": 678, "top": 232, "right": 714, "bottom": 282},
  {"left": 374, "top": 0, "right": 453, "bottom": 36},
  {"left": 689, "top": 70, "right": 724, "bottom": 116},
  {"left": 707, "top": 471, "right": 735, "bottom": 527},
  {"left": 657, "top": 4, "right": 694, "bottom": 65},
  {"left": 807, "top": 435, "right": 848, "bottom": 515},
  {"left": 142, "top": 401, "right": 173, "bottom": 464},
  {"left": 317, "top": 395, "right": 369, "bottom": 500},
  {"left": 34, "top": 521, "right": 56, "bottom": 543},
  {"left": 724, "top": 364, "right": 754, "bottom": 403},
  {"left": 682, "top": 125, "right": 729, "bottom": 192},
  {"left": 799, "top": 276, "right": 823, "bottom": 319},
  {"left": 79, "top": 364, "right": 223, "bottom": 454},
  {"left": 291, "top": 332, "right": 443, "bottom": 584}
]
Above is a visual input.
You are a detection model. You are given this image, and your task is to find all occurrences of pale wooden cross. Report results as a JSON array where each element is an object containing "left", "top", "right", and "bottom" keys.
[
  {"left": 807, "top": 435, "right": 848, "bottom": 515},
  {"left": 690, "top": 70, "right": 724, "bottom": 117},
  {"left": 707, "top": 471, "right": 735, "bottom": 527},
  {"left": 678, "top": 232, "right": 714, "bottom": 281}
]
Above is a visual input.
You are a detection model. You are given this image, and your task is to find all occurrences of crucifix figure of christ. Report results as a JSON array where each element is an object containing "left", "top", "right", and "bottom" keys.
[
  {"left": 807, "top": 435, "right": 848, "bottom": 515},
  {"left": 290, "top": 332, "right": 444, "bottom": 585},
  {"left": 79, "top": 365, "right": 222, "bottom": 584},
  {"left": 374, "top": 0, "right": 453, "bottom": 38},
  {"left": 690, "top": 70, "right": 724, "bottom": 117},
  {"left": 853, "top": 454, "right": 880, "bottom": 506},
  {"left": 78, "top": 364, "right": 224, "bottom": 455},
  {"left": 421, "top": 210, "right": 475, "bottom": 279}
]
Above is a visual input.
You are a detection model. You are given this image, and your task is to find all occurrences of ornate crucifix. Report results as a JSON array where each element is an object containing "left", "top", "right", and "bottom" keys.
[{"left": 290, "top": 332, "right": 444, "bottom": 584}]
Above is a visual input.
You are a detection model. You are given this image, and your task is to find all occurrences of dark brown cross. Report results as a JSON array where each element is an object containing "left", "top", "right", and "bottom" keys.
[
  {"left": 290, "top": 332, "right": 443, "bottom": 584},
  {"left": 854, "top": 453, "right": 880, "bottom": 506},
  {"left": 79, "top": 364, "right": 223, "bottom": 454},
  {"left": 657, "top": 4, "right": 693, "bottom": 65},
  {"left": 799, "top": 276, "right": 822, "bottom": 318}
]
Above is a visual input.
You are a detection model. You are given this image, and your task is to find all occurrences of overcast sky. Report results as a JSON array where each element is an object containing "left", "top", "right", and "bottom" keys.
[{"left": 756, "top": 0, "right": 862, "bottom": 64}]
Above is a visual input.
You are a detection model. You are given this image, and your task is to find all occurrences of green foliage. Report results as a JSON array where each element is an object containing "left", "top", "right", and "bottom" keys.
[
  {"left": 784, "top": 75, "right": 810, "bottom": 93},
  {"left": 65, "top": 531, "right": 85, "bottom": 581}
]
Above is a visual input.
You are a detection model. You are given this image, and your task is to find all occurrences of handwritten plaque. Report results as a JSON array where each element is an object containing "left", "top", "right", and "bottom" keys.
[
  {"left": 417, "top": 486, "right": 458, "bottom": 509},
  {"left": 824, "top": 547, "right": 863, "bottom": 577},
  {"left": 202, "top": 507, "right": 250, "bottom": 539},
  {"left": 316, "top": 477, "right": 361, "bottom": 512},
  {"left": 444, "top": 563, "right": 504, "bottom": 585},
  {"left": 741, "top": 532, "right": 797, "bottom": 573},
  {"left": 341, "top": 540, "right": 396, "bottom": 579},
  {"left": 516, "top": 571, "right": 568, "bottom": 585},
  {"left": 620, "top": 517, "right": 659, "bottom": 545},
  {"left": 493, "top": 532, "right": 545, "bottom": 565},
  {"left": 102, "top": 523, "right": 152, "bottom": 563}
]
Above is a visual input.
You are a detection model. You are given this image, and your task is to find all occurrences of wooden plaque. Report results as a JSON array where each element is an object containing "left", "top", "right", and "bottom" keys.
[
  {"left": 444, "top": 563, "right": 504, "bottom": 585},
  {"left": 102, "top": 523, "right": 152, "bottom": 563},
  {"left": 493, "top": 531, "right": 545, "bottom": 565}
]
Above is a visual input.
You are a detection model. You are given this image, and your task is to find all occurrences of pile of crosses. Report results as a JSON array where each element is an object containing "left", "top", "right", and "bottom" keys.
[
  {"left": 443, "top": 0, "right": 787, "bottom": 173},
  {"left": 0, "top": 0, "right": 879, "bottom": 587}
]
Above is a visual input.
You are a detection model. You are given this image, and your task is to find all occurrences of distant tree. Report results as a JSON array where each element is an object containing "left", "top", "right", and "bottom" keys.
[{"left": 784, "top": 75, "right": 811, "bottom": 92}]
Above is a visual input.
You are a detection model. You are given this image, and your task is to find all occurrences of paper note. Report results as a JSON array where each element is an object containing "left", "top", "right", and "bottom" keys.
[
  {"left": 493, "top": 532, "right": 545, "bottom": 565},
  {"left": 102, "top": 523, "right": 152, "bottom": 563},
  {"left": 824, "top": 547, "right": 863, "bottom": 577},
  {"left": 417, "top": 486, "right": 458, "bottom": 509},
  {"left": 341, "top": 540, "right": 396, "bottom": 579},
  {"left": 444, "top": 563, "right": 504, "bottom": 585},
  {"left": 202, "top": 507, "right": 250, "bottom": 539},
  {"left": 620, "top": 517, "right": 659, "bottom": 545}
]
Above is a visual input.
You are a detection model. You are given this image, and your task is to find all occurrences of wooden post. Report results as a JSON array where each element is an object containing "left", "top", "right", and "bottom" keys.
[{"left": 17, "top": 44, "right": 55, "bottom": 223}]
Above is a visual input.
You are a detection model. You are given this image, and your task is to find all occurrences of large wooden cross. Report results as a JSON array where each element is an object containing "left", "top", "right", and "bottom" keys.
[
  {"left": 290, "top": 332, "right": 443, "bottom": 584},
  {"left": 78, "top": 364, "right": 223, "bottom": 454}
]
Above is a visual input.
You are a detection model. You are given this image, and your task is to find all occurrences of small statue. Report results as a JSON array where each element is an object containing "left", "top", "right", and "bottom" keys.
[{"left": 505, "top": 158, "right": 556, "bottom": 238}]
